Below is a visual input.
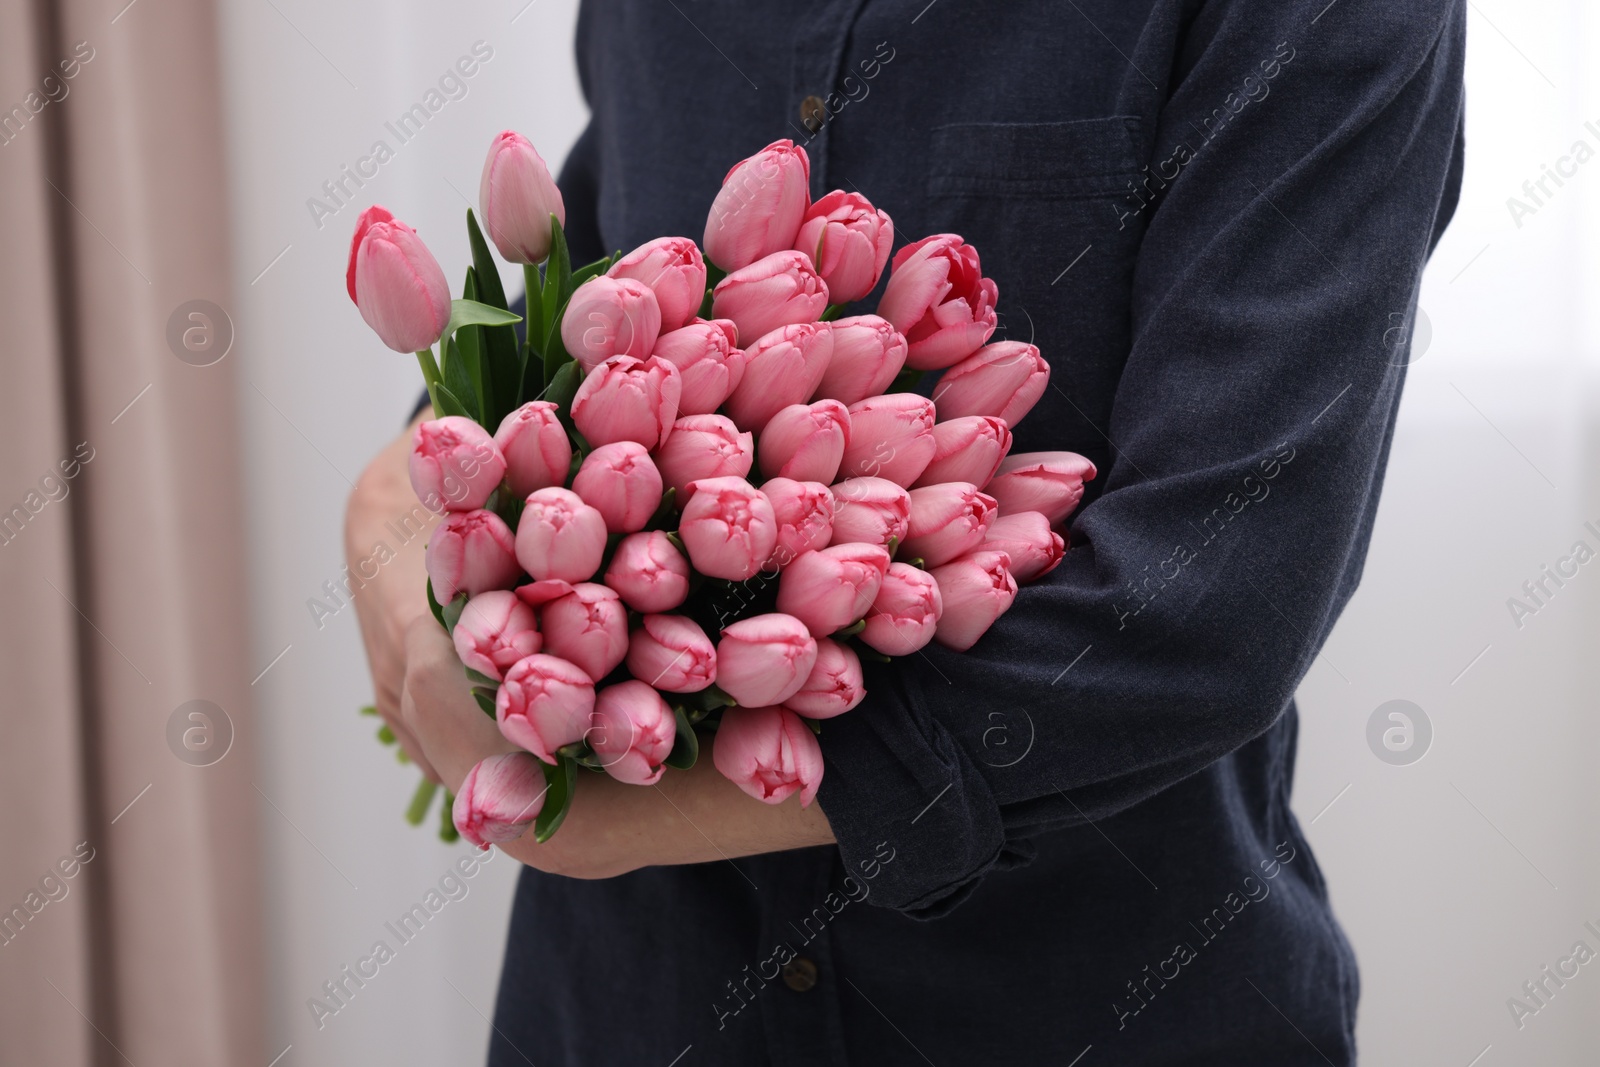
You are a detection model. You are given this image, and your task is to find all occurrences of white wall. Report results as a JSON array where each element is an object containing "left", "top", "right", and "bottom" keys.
[
  {"left": 217, "top": 1, "right": 585, "bottom": 1062},
  {"left": 219, "top": 1, "right": 1600, "bottom": 1063}
]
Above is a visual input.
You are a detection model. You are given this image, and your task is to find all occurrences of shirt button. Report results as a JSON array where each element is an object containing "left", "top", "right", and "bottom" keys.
[
  {"left": 799, "top": 95, "right": 826, "bottom": 134},
  {"left": 781, "top": 957, "right": 819, "bottom": 992}
]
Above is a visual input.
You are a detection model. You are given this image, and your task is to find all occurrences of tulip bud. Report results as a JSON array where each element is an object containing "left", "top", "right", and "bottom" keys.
[
  {"left": 986, "top": 452, "right": 1097, "bottom": 525},
  {"left": 410, "top": 416, "right": 507, "bottom": 513},
  {"left": 515, "top": 486, "right": 607, "bottom": 583},
  {"left": 860, "top": 561, "right": 943, "bottom": 656},
  {"left": 931, "top": 342, "right": 1050, "bottom": 426},
  {"left": 347, "top": 206, "right": 452, "bottom": 353},
  {"left": 721, "top": 322, "right": 835, "bottom": 434},
  {"left": 493, "top": 401, "right": 572, "bottom": 498},
  {"left": 571, "top": 355, "right": 682, "bottom": 450},
  {"left": 561, "top": 277, "right": 663, "bottom": 374},
  {"left": 710, "top": 250, "right": 829, "bottom": 347},
  {"left": 478, "top": 131, "right": 566, "bottom": 264},
  {"left": 793, "top": 191, "right": 893, "bottom": 304},
  {"left": 715, "top": 614, "right": 818, "bottom": 708},
  {"left": 761, "top": 478, "right": 834, "bottom": 568},
  {"left": 606, "top": 236, "right": 708, "bottom": 332},
  {"left": 786, "top": 638, "right": 865, "bottom": 719},
  {"left": 452, "top": 752, "right": 545, "bottom": 849},
  {"left": 651, "top": 319, "right": 745, "bottom": 415},
  {"left": 929, "top": 549, "right": 1017, "bottom": 651},
  {"left": 539, "top": 582, "right": 630, "bottom": 683},
  {"left": 712, "top": 705, "right": 823, "bottom": 807},
  {"left": 589, "top": 681, "right": 677, "bottom": 786},
  {"left": 677, "top": 476, "right": 777, "bottom": 581},
  {"left": 626, "top": 614, "right": 717, "bottom": 693},
  {"left": 827, "top": 476, "right": 910, "bottom": 548},
  {"left": 838, "top": 394, "right": 937, "bottom": 487},
  {"left": 758, "top": 400, "right": 850, "bottom": 484},
  {"left": 571, "top": 441, "right": 663, "bottom": 534},
  {"left": 775, "top": 543, "right": 891, "bottom": 637},
  {"left": 652, "top": 414, "right": 754, "bottom": 496},
  {"left": 703, "top": 139, "right": 811, "bottom": 272},
  {"left": 912, "top": 416, "right": 1012, "bottom": 489},
  {"left": 814, "top": 315, "right": 907, "bottom": 406},
  {"left": 877, "top": 234, "right": 998, "bottom": 370},
  {"left": 899, "top": 482, "right": 999, "bottom": 568},
  {"left": 426, "top": 509, "right": 520, "bottom": 605},
  {"left": 605, "top": 531, "right": 690, "bottom": 613},
  {"left": 496, "top": 653, "right": 596, "bottom": 763},
  {"left": 983, "top": 510, "right": 1065, "bottom": 582},
  {"left": 452, "top": 590, "right": 541, "bottom": 681}
]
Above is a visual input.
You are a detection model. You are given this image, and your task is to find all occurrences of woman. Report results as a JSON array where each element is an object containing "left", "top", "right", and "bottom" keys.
[{"left": 347, "top": 1, "right": 1465, "bottom": 1062}]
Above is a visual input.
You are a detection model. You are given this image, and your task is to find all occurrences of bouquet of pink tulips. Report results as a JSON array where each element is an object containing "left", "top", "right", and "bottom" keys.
[{"left": 347, "top": 132, "right": 1095, "bottom": 846}]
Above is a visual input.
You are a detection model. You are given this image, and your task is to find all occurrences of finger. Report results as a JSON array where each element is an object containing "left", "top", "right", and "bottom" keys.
[{"left": 377, "top": 680, "right": 441, "bottom": 783}]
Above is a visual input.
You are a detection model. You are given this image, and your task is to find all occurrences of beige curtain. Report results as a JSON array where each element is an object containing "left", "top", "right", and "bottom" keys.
[{"left": 0, "top": 0, "right": 264, "bottom": 1064}]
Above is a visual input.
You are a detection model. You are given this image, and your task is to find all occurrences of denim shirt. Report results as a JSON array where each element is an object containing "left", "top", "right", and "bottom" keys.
[{"left": 491, "top": 1, "right": 1466, "bottom": 1063}]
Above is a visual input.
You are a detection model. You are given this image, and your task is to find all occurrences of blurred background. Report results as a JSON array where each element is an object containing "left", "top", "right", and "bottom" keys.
[{"left": 0, "top": 0, "right": 1594, "bottom": 1064}]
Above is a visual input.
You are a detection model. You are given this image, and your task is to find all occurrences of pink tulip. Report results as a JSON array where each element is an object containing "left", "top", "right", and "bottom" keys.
[
  {"left": 860, "top": 561, "right": 943, "bottom": 656},
  {"left": 785, "top": 638, "right": 865, "bottom": 719},
  {"left": 604, "top": 531, "right": 690, "bottom": 613},
  {"left": 346, "top": 206, "right": 452, "bottom": 353},
  {"left": 712, "top": 705, "right": 823, "bottom": 807},
  {"left": 494, "top": 402, "right": 572, "bottom": 498},
  {"left": 931, "top": 342, "right": 1050, "bottom": 425},
  {"left": 876, "top": 234, "right": 998, "bottom": 371},
  {"left": 762, "top": 478, "right": 834, "bottom": 567},
  {"left": 827, "top": 476, "right": 911, "bottom": 548},
  {"left": 775, "top": 543, "right": 891, "bottom": 637},
  {"left": 607, "top": 237, "right": 707, "bottom": 331},
  {"left": 758, "top": 400, "right": 850, "bottom": 484},
  {"left": 651, "top": 319, "right": 746, "bottom": 414},
  {"left": 478, "top": 131, "right": 566, "bottom": 264},
  {"left": 571, "top": 441, "right": 663, "bottom": 533},
  {"left": 929, "top": 549, "right": 1017, "bottom": 651},
  {"left": 721, "top": 322, "right": 835, "bottom": 434},
  {"left": 710, "top": 250, "right": 829, "bottom": 346},
  {"left": 589, "top": 681, "right": 677, "bottom": 786},
  {"left": 815, "top": 316, "right": 907, "bottom": 406},
  {"left": 986, "top": 452, "right": 1097, "bottom": 525},
  {"left": 899, "top": 482, "right": 999, "bottom": 568},
  {"left": 715, "top": 614, "right": 818, "bottom": 709},
  {"left": 984, "top": 510, "right": 1065, "bottom": 582},
  {"left": 913, "top": 416, "right": 1012, "bottom": 490},
  {"left": 792, "top": 191, "right": 893, "bottom": 304},
  {"left": 838, "top": 394, "right": 937, "bottom": 487},
  {"left": 496, "top": 653, "right": 596, "bottom": 763},
  {"left": 626, "top": 614, "right": 716, "bottom": 693},
  {"left": 539, "top": 582, "right": 630, "bottom": 683},
  {"left": 452, "top": 590, "right": 541, "bottom": 681},
  {"left": 570, "top": 355, "right": 681, "bottom": 450},
  {"left": 426, "top": 509, "right": 520, "bottom": 605},
  {"left": 703, "top": 139, "right": 811, "bottom": 272},
  {"left": 652, "top": 414, "right": 754, "bottom": 496},
  {"left": 515, "top": 486, "right": 607, "bottom": 583},
  {"left": 561, "top": 277, "right": 663, "bottom": 374},
  {"left": 410, "top": 416, "right": 507, "bottom": 512},
  {"left": 453, "top": 752, "right": 545, "bottom": 849},
  {"left": 677, "top": 476, "right": 777, "bottom": 580}
]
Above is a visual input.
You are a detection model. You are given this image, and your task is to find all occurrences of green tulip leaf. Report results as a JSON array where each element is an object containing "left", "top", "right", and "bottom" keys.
[
  {"left": 438, "top": 790, "right": 460, "bottom": 843},
  {"left": 441, "top": 591, "right": 469, "bottom": 634},
  {"left": 664, "top": 704, "right": 700, "bottom": 770},
  {"left": 427, "top": 577, "right": 448, "bottom": 630},
  {"left": 446, "top": 298, "right": 523, "bottom": 337},
  {"left": 441, "top": 337, "right": 480, "bottom": 422},
  {"left": 466, "top": 209, "right": 522, "bottom": 425},
  {"left": 532, "top": 756, "right": 577, "bottom": 843}
]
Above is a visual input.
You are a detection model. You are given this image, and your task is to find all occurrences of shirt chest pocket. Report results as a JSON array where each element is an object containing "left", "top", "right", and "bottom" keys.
[{"left": 920, "top": 117, "right": 1148, "bottom": 455}]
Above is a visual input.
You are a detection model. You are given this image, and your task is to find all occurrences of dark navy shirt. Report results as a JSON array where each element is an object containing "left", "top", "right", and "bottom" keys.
[{"left": 490, "top": 2, "right": 1466, "bottom": 1063}]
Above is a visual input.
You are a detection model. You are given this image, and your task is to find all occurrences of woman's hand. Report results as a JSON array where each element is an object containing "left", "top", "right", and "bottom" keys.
[
  {"left": 398, "top": 616, "right": 837, "bottom": 877},
  {"left": 345, "top": 410, "right": 441, "bottom": 781}
]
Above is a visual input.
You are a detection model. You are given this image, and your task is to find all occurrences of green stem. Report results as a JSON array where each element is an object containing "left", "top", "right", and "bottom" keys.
[
  {"left": 405, "top": 777, "right": 439, "bottom": 825},
  {"left": 415, "top": 348, "right": 443, "bottom": 392}
]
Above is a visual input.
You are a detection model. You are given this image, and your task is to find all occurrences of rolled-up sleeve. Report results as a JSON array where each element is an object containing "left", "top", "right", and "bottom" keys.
[{"left": 817, "top": 0, "right": 1467, "bottom": 915}]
